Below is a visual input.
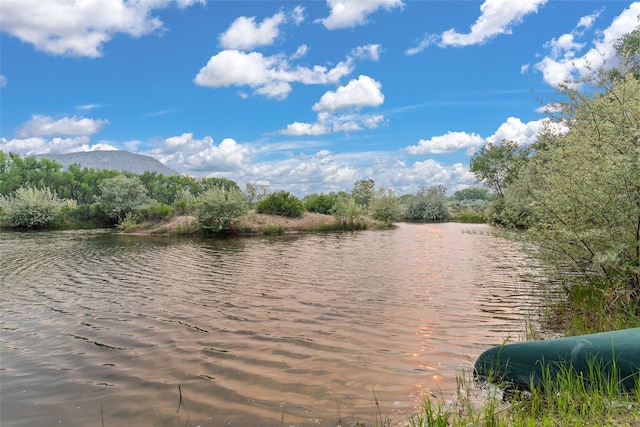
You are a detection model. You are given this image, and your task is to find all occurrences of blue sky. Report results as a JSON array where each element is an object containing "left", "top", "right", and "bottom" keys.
[{"left": 1, "top": 1, "right": 639, "bottom": 196}]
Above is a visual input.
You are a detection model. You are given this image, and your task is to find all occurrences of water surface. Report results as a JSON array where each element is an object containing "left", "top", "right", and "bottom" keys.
[{"left": 1, "top": 223, "right": 541, "bottom": 426}]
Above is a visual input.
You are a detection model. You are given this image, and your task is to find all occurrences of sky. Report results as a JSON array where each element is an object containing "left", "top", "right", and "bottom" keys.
[{"left": 1, "top": 0, "right": 639, "bottom": 196}]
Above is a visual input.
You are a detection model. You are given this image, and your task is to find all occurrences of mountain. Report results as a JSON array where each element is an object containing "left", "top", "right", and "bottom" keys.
[{"left": 36, "top": 151, "right": 179, "bottom": 176}]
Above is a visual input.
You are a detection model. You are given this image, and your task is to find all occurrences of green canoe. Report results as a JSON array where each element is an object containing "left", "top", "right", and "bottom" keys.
[{"left": 474, "top": 328, "right": 640, "bottom": 391}]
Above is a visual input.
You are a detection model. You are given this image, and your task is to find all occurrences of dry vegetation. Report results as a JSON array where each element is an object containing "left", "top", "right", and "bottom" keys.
[{"left": 124, "top": 210, "right": 380, "bottom": 236}]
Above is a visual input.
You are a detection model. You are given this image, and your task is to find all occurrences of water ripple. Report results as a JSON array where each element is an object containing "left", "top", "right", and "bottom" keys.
[{"left": 0, "top": 223, "right": 543, "bottom": 426}]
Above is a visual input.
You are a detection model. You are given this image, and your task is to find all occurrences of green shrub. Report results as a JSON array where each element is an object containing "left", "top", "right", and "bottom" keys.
[
  {"left": 303, "top": 193, "right": 338, "bottom": 214},
  {"left": 331, "top": 195, "right": 364, "bottom": 226},
  {"left": 136, "top": 203, "right": 175, "bottom": 222},
  {"left": 0, "top": 186, "right": 67, "bottom": 228},
  {"left": 195, "top": 185, "right": 248, "bottom": 232},
  {"left": 173, "top": 188, "right": 196, "bottom": 215},
  {"left": 255, "top": 191, "right": 305, "bottom": 218},
  {"left": 369, "top": 188, "right": 403, "bottom": 224}
]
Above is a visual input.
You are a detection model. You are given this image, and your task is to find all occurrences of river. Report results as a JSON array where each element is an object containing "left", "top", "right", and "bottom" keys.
[{"left": 0, "top": 222, "right": 542, "bottom": 426}]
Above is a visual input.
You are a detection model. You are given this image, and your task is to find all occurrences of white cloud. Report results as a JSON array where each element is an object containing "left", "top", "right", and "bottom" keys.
[
  {"left": 313, "top": 75, "right": 384, "bottom": 112},
  {"left": 145, "top": 133, "right": 250, "bottom": 173},
  {"left": 17, "top": 115, "right": 108, "bottom": 138},
  {"left": 75, "top": 103, "right": 103, "bottom": 111},
  {"left": 406, "top": 0, "right": 547, "bottom": 54},
  {"left": 485, "top": 116, "right": 547, "bottom": 147},
  {"left": 219, "top": 12, "right": 286, "bottom": 50},
  {"left": 407, "top": 116, "right": 562, "bottom": 157},
  {"left": 0, "top": 136, "right": 117, "bottom": 156},
  {"left": 319, "top": 0, "right": 404, "bottom": 30},
  {"left": 0, "top": 74, "right": 7, "bottom": 87},
  {"left": 0, "top": 0, "right": 204, "bottom": 58},
  {"left": 535, "top": 2, "right": 640, "bottom": 86},
  {"left": 291, "top": 44, "right": 309, "bottom": 60},
  {"left": 282, "top": 122, "right": 331, "bottom": 136},
  {"left": 194, "top": 44, "right": 378, "bottom": 99},
  {"left": 290, "top": 6, "right": 306, "bottom": 26},
  {"left": 406, "top": 131, "right": 485, "bottom": 155},
  {"left": 350, "top": 44, "right": 382, "bottom": 61}
]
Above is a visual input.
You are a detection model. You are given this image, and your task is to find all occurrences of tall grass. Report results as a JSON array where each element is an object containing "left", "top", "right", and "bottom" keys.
[{"left": 408, "top": 359, "right": 640, "bottom": 427}]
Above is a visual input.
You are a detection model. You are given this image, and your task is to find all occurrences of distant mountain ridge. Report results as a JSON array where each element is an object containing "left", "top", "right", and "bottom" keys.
[{"left": 36, "top": 151, "right": 179, "bottom": 176}]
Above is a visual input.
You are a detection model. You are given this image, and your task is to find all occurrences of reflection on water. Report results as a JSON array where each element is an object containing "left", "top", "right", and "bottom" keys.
[{"left": 0, "top": 223, "right": 542, "bottom": 426}]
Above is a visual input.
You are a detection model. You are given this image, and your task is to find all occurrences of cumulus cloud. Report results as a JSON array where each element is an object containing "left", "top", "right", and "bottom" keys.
[
  {"left": 313, "top": 75, "right": 384, "bottom": 112},
  {"left": 0, "top": 136, "right": 117, "bottom": 156},
  {"left": 535, "top": 2, "right": 640, "bottom": 87},
  {"left": 0, "top": 0, "right": 204, "bottom": 58},
  {"left": 0, "top": 74, "right": 7, "bottom": 87},
  {"left": 194, "top": 44, "right": 378, "bottom": 100},
  {"left": 485, "top": 116, "right": 548, "bottom": 146},
  {"left": 219, "top": 12, "right": 286, "bottom": 50},
  {"left": 406, "top": 131, "right": 485, "bottom": 155},
  {"left": 406, "top": 0, "right": 547, "bottom": 54},
  {"left": 145, "top": 132, "right": 250, "bottom": 173},
  {"left": 17, "top": 115, "right": 108, "bottom": 138},
  {"left": 319, "top": 0, "right": 404, "bottom": 30},
  {"left": 280, "top": 76, "right": 385, "bottom": 136},
  {"left": 407, "top": 116, "right": 564, "bottom": 157}
]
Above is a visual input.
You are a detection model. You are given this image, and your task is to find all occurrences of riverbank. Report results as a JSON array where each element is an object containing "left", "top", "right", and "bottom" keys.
[{"left": 121, "top": 210, "right": 385, "bottom": 236}]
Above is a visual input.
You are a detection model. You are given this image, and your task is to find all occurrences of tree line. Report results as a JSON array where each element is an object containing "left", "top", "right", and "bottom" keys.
[{"left": 0, "top": 150, "right": 492, "bottom": 232}]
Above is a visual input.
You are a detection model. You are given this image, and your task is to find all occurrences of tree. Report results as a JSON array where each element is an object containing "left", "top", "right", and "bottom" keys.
[
  {"left": 0, "top": 186, "right": 68, "bottom": 228},
  {"left": 469, "top": 140, "right": 527, "bottom": 197},
  {"left": 369, "top": 188, "right": 403, "bottom": 224},
  {"left": 96, "top": 175, "right": 151, "bottom": 222},
  {"left": 195, "top": 185, "right": 247, "bottom": 231},
  {"left": 352, "top": 179, "right": 375, "bottom": 210},
  {"left": 521, "top": 63, "right": 640, "bottom": 293},
  {"left": 453, "top": 187, "right": 492, "bottom": 201}
]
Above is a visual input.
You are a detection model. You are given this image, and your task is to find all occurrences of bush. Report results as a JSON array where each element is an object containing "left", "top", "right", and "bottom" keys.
[
  {"left": 402, "top": 186, "right": 450, "bottom": 221},
  {"left": 369, "top": 188, "right": 403, "bottom": 224},
  {"left": 303, "top": 193, "right": 338, "bottom": 214},
  {"left": 195, "top": 185, "right": 248, "bottom": 232},
  {"left": 331, "top": 195, "right": 364, "bottom": 226},
  {"left": 173, "top": 188, "right": 196, "bottom": 215},
  {"left": 136, "top": 203, "right": 175, "bottom": 222},
  {"left": 255, "top": 191, "right": 305, "bottom": 218},
  {"left": 0, "top": 186, "right": 67, "bottom": 228}
]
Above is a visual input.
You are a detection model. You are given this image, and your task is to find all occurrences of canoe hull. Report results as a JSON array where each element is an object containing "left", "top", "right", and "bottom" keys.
[{"left": 474, "top": 328, "right": 640, "bottom": 391}]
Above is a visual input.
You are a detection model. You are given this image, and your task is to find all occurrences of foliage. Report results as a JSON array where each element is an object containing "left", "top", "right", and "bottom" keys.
[
  {"left": 95, "top": 175, "right": 152, "bottom": 222},
  {"left": 331, "top": 195, "right": 364, "bottom": 226},
  {"left": 0, "top": 186, "right": 68, "bottom": 228},
  {"left": 520, "top": 69, "right": 640, "bottom": 293},
  {"left": 199, "top": 177, "right": 240, "bottom": 193},
  {"left": 470, "top": 140, "right": 528, "bottom": 197},
  {"left": 453, "top": 187, "right": 492, "bottom": 201},
  {"left": 195, "top": 185, "right": 248, "bottom": 232},
  {"left": 303, "top": 192, "right": 339, "bottom": 214},
  {"left": 402, "top": 186, "right": 450, "bottom": 221},
  {"left": 136, "top": 203, "right": 175, "bottom": 222},
  {"left": 369, "top": 188, "right": 403, "bottom": 224},
  {"left": 255, "top": 191, "right": 305, "bottom": 218},
  {"left": 173, "top": 188, "right": 197, "bottom": 215},
  {"left": 351, "top": 178, "right": 375, "bottom": 210}
]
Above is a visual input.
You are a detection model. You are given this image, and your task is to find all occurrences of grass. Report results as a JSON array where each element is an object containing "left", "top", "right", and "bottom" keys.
[{"left": 407, "top": 362, "right": 640, "bottom": 427}]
